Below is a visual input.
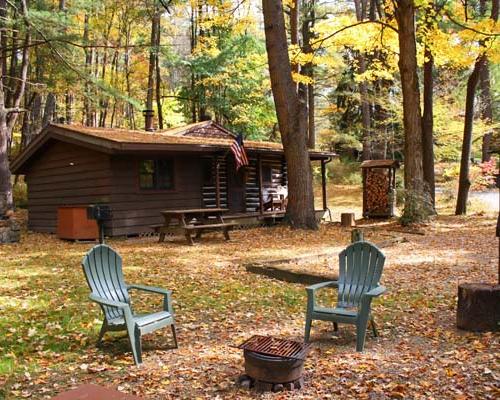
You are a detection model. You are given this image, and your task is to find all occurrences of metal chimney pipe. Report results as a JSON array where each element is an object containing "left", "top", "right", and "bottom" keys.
[{"left": 143, "top": 109, "right": 155, "bottom": 131}]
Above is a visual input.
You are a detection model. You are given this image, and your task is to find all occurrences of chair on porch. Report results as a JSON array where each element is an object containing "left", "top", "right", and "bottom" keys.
[
  {"left": 304, "top": 241, "right": 386, "bottom": 351},
  {"left": 82, "top": 244, "right": 177, "bottom": 365},
  {"left": 263, "top": 185, "right": 288, "bottom": 211}
]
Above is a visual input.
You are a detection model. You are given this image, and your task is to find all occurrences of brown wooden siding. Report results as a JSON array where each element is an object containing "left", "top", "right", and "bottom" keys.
[
  {"left": 25, "top": 139, "right": 290, "bottom": 237},
  {"left": 25, "top": 141, "right": 112, "bottom": 233},
  {"left": 108, "top": 155, "right": 204, "bottom": 236}
]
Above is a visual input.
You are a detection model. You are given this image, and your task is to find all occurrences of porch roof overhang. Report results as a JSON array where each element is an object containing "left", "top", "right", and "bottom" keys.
[{"left": 11, "top": 123, "right": 336, "bottom": 174}]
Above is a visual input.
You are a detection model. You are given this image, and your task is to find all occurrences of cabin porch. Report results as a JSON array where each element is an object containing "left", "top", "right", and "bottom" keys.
[{"left": 201, "top": 152, "right": 331, "bottom": 218}]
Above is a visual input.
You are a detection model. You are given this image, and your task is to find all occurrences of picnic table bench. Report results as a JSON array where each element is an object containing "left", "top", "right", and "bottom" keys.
[{"left": 153, "top": 208, "right": 235, "bottom": 245}]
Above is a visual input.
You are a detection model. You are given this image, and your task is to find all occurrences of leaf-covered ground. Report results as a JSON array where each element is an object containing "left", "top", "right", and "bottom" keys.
[{"left": 0, "top": 209, "right": 498, "bottom": 399}]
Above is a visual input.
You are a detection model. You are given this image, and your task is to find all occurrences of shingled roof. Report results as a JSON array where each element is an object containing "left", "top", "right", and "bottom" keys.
[{"left": 11, "top": 121, "right": 334, "bottom": 173}]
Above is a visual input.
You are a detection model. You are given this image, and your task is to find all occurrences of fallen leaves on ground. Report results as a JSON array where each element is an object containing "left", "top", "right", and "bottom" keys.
[{"left": 0, "top": 212, "right": 498, "bottom": 399}]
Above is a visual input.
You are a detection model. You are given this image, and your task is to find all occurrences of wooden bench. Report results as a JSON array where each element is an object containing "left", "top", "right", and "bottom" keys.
[
  {"left": 150, "top": 224, "right": 163, "bottom": 234},
  {"left": 156, "top": 208, "right": 233, "bottom": 245},
  {"left": 184, "top": 222, "right": 236, "bottom": 244}
]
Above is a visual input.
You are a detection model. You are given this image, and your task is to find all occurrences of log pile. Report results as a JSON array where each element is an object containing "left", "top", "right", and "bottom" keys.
[{"left": 365, "top": 169, "right": 390, "bottom": 215}]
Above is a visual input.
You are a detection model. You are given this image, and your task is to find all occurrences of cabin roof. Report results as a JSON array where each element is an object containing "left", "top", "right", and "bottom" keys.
[{"left": 11, "top": 121, "right": 335, "bottom": 174}]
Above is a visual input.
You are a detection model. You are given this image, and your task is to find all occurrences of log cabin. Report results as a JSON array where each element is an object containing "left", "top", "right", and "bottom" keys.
[{"left": 11, "top": 121, "right": 334, "bottom": 237}]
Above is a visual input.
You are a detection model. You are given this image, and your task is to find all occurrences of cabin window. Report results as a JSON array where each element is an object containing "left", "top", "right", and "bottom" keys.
[
  {"left": 139, "top": 159, "right": 174, "bottom": 190},
  {"left": 262, "top": 165, "right": 273, "bottom": 183}
]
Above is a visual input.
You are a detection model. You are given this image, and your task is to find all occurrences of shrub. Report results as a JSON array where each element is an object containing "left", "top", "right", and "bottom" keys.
[
  {"left": 442, "top": 159, "right": 498, "bottom": 191},
  {"left": 399, "top": 188, "right": 434, "bottom": 226},
  {"left": 326, "top": 158, "right": 362, "bottom": 185},
  {"left": 13, "top": 179, "right": 28, "bottom": 209}
]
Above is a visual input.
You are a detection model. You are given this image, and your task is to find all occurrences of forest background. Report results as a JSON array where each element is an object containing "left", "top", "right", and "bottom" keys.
[{"left": 0, "top": 0, "right": 498, "bottom": 212}]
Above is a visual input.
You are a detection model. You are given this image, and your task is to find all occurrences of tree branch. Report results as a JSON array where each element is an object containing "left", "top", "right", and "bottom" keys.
[{"left": 445, "top": 12, "right": 500, "bottom": 36}]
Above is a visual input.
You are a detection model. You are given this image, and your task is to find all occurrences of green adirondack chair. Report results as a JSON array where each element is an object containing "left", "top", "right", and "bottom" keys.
[
  {"left": 304, "top": 241, "right": 386, "bottom": 351},
  {"left": 82, "top": 244, "right": 177, "bottom": 365}
]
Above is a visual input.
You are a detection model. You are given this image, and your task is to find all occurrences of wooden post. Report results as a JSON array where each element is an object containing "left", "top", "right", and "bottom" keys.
[
  {"left": 321, "top": 159, "right": 327, "bottom": 210},
  {"left": 351, "top": 228, "right": 364, "bottom": 243},
  {"left": 258, "top": 155, "right": 263, "bottom": 215},
  {"left": 362, "top": 168, "right": 367, "bottom": 217},
  {"left": 215, "top": 157, "right": 221, "bottom": 208}
]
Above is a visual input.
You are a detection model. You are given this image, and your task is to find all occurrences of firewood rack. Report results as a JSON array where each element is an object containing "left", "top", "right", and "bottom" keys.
[{"left": 361, "top": 160, "right": 399, "bottom": 218}]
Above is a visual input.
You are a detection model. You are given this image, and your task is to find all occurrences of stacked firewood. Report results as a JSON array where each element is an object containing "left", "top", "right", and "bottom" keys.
[{"left": 365, "top": 169, "right": 390, "bottom": 214}]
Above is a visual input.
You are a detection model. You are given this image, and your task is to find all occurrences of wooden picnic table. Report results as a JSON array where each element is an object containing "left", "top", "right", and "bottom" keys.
[{"left": 156, "top": 208, "right": 235, "bottom": 245}]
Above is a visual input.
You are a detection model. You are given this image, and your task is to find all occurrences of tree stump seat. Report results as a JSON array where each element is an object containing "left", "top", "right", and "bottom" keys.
[{"left": 456, "top": 283, "right": 500, "bottom": 332}]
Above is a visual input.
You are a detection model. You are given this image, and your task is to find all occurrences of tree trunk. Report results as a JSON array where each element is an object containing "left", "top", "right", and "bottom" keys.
[
  {"left": 395, "top": 0, "right": 425, "bottom": 212},
  {"left": 155, "top": 18, "right": 163, "bottom": 130},
  {"left": 479, "top": 0, "right": 495, "bottom": 162},
  {"left": 83, "top": 14, "right": 94, "bottom": 127},
  {"left": 0, "top": 90, "right": 11, "bottom": 217},
  {"left": 307, "top": 83, "right": 315, "bottom": 149},
  {"left": 124, "top": 26, "right": 136, "bottom": 129},
  {"left": 262, "top": 0, "right": 317, "bottom": 229},
  {"left": 290, "top": 0, "right": 299, "bottom": 75},
  {"left": 354, "top": 0, "right": 372, "bottom": 160},
  {"left": 480, "top": 59, "right": 493, "bottom": 162},
  {"left": 42, "top": 93, "right": 56, "bottom": 127},
  {"left": 302, "top": 0, "right": 315, "bottom": 149},
  {"left": 422, "top": 46, "right": 436, "bottom": 208},
  {"left": 455, "top": 56, "right": 486, "bottom": 215},
  {"left": 65, "top": 92, "right": 73, "bottom": 124},
  {"left": 0, "top": 0, "right": 7, "bottom": 81},
  {"left": 146, "top": 9, "right": 160, "bottom": 131},
  {"left": 456, "top": 0, "right": 497, "bottom": 214},
  {"left": 0, "top": 0, "right": 30, "bottom": 217}
]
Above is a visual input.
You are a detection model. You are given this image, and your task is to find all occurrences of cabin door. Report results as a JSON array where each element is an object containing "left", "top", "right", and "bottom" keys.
[{"left": 227, "top": 158, "right": 246, "bottom": 213}]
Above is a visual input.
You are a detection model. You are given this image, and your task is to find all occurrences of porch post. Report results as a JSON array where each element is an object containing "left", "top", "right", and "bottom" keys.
[
  {"left": 215, "top": 157, "right": 221, "bottom": 208},
  {"left": 321, "top": 159, "right": 327, "bottom": 210},
  {"left": 258, "top": 154, "right": 263, "bottom": 215}
]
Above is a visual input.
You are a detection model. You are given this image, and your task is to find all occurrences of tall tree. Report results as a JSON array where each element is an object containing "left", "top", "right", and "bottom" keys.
[
  {"left": 394, "top": 0, "right": 427, "bottom": 221},
  {"left": 146, "top": 5, "right": 161, "bottom": 131},
  {"left": 421, "top": 1, "right": 437, "bottom": 209},
  {"left": 0, "top": 0, "right": 30, "bottom": 216},
  {"left": 479, "top": 0, "right": 495, "bottom": 162},
  {"left": 302, "top": 0, "right": 316, "bottom": 149},
  {"left": 262, "top": 0, "right": 317, "bottom": 229},
  {"left": 456, "top": 0, "right": 498, "bottom": 215},
  {"left": 354, "top": 0, "right": 372, "bottom": 160}
]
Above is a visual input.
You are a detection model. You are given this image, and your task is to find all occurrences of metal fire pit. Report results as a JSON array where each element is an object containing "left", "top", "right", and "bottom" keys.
[{"left": 237, "top": 335, "right": 310, "bottom": 392}]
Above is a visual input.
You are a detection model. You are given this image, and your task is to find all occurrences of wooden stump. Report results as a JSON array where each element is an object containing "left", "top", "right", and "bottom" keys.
[
  {"left": 457, "top": 283, "right": 500, "bottom": 332},
  {"left": 341, "top": 213, "right": 355, "bottom": 227}
]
